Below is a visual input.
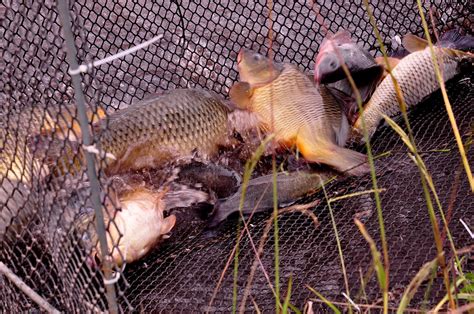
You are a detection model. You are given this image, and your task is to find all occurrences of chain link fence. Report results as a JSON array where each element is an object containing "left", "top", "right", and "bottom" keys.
[{"left": 1, "top": 0, "right": 473, "bottom": 312}]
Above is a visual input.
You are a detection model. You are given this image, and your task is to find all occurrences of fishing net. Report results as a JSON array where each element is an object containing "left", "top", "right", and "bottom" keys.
[{"left": 1, "top": 0, "right": 473, "bottom": 312}]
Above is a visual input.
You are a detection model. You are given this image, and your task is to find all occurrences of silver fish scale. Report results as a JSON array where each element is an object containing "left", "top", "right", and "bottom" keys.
[
  {"left": 359, "top": 47, "right": 461, "bottom": 135},
  {"left": 250, "top": 64, "right": 346, "bottom": 144},
  {"left": 97, "top": 89, "right": 229, "bottom": 160}
]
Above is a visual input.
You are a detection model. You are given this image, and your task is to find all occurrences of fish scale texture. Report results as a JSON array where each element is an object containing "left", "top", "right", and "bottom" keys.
[
  {"left": 1, "top": 0, "right": 473, "bottom": 312},
  {"left": 251, "top": 64, "right": 345, "bottom": 144},
  {"left": 357, "top": 48, "right": 463, "bottom": 135},
  {"left": 99, "top": 89, "right": 230, "bottom": 160}
]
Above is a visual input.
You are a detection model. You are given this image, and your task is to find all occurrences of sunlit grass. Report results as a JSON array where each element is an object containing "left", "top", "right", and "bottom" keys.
[
  {"left": 232, "top": 135, "right": 275, "bottom": 313},
  {"left": 306, "top": 285, "right": 342, "bottom": 313},
  {"left": 320, "top": 179, "right": 353, "bottom": 314},
  {"left": 397, "top": 255, "right": 440, "bottom": 313},
  {"left": 354, "top": 219, "right": 387, "bottom": 304},
  {"left": 415, "top": 1, "right": 474, "bottom": 193},
  {"left": 360, "top": 0, "right": 474, "bottom": 310}
]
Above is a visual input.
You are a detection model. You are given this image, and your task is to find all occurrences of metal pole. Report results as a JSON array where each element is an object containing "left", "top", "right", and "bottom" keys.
[
  {"left": 0, "top": 262, "right": 62, "bottom": 314},
  {"left": 56, "top": 1, "right": 118, "bottom": 313}
]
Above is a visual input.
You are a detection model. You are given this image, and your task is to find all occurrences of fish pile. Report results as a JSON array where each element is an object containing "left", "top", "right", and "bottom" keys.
[
  {"left": 313, "top": 29, "right": 473, "bottom": 140},
  {"left": 2, "top": 27, "right": 472, "bottom": 269},
  {"left": 352, "top": 31, "right": 473, "bottom": 139}
]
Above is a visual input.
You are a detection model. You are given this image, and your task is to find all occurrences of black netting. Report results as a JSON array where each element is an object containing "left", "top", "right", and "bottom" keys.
[{"left": 1, "top": 0, "right": 473, "bottom": 312}]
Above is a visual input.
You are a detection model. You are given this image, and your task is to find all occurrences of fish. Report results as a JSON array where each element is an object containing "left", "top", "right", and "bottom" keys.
[
  {"left": 95, "top": 88, "right": 234, "bottom": 175},
  {"left": 40, "top": 104, "right": 107, "bottom": 141},
  {"left": 314, "top": 29, "right": 401, "bottom": 125},
  {"left": 1, "top": 107, "right": 48, "bottom": 243},
  {"left": 175, "top": 161, "right": 241, "bottom": 199},
  {"left": 33, "top": 88, "right": 234, "bottom": 177},
  {"left": 208, "top": 170, "right": 334, "bottom": 227},
  {"left": 353, "top": 29, "right": 474, "bottom": 140},
  {"left": 234, "top": 48, "right": 369, "bottom": 176},
  {"left": 229, "top": 81, "right": 254, "bottom": 111},
  {"left": 72, "top": 186, "right": 176, "bottom": 267},
  {"left": 43, "top": 164, "right": 217, "bottom": 268},
  {"left": 314, "top": 30, "right": 384, "bottom": 85},
  {"left": 29, "top": 135, "right": 85, "bottom": 178},
  {"left": 375, "top": 56, "right": 403, "bottom": 80}
]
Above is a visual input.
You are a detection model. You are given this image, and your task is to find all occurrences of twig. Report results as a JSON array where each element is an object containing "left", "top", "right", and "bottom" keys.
[
  {"left": 445, "top": 302, "right": 474, "bottom": 314},
  {"left": 342, "top": 292, "right": 361, "bottom": 312},
  {"left": 250, "top": 295, "right": 262, "bottom": 314},
  {"left": 240, "top": 200, "right": 320, "bottom": 311},
  {"left": 309, "top": 298, "right": 425, "bottom": 313},
  {"left": 329, "top": 189, "right": 386, "bottom": 203},
  {"left": 207, "top": 184, "right": 272, "bottom": 312},
  {"left": 0, "top": 262, "right": 61, "bottom": 314},
  {"left": 459, "top": 219, "right": 473, "bottom": 239}
]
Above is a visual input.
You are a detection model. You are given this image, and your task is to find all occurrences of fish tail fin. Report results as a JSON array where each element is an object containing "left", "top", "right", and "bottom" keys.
[
  {"left": 298, "top": 141, "right": 370, "bottom": 176},
  {"left": 437, "top": 28, "right": 474, "bottom": 52},
  {"left": 161, "top": 184, "right": 210, "bottom": 210}
]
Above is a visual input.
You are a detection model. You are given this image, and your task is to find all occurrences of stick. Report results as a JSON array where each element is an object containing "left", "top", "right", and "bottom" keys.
[{"left": 0, "top": 262, "right": 61, "bottom": 314}]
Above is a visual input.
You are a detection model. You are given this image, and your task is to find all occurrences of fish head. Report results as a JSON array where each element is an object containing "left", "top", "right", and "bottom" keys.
[
  {"left": 237, "top": 48, "right": 282, "bottom": 86},
  {"left": 315, "top": 30, "right": 377, "bottom": 84},
  {"left": 85, "top": 187, "right": 175, "bottom": 267}
]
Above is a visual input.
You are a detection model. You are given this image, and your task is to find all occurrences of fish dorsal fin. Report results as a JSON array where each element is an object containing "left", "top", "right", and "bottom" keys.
[{"left": 402, "top": 34, "right": 429, "bottom": 53}]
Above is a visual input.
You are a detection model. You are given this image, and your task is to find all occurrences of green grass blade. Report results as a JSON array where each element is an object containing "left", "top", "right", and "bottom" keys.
[
  {"left": 306, "top": 285, "right": 341, "bottom": 314},
  {"left": 282, "top": 276, "right": 293, "bottom": 314},
  {"left": 321, "top": 179, "right": 353, "bottom": 314},
  {"left": 397, "top": 256, "right": 439, "bottom": 313},
  {"left": 354, "top": 219, "right": 386, "bottom": 293}
]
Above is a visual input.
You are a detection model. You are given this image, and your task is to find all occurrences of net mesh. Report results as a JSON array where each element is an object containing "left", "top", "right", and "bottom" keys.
[{"left": 1, "top": 0, "right": 473, "bottom": 312}]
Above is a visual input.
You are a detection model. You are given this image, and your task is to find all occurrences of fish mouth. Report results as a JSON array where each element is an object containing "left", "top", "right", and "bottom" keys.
[
  {"left": 313, "top": 66, "right": 322, "bottom": 84},
  {"left": 313, "top": 66, "right": 321, "bottom": 84},
  {"left": 313, "top": 52, "right": 328, "bottom": 84}
]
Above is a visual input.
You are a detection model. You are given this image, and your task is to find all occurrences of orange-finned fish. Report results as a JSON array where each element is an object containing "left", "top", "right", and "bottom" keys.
[
  {"left": 34, "top": 88, "right": 234, "bottom": 177},
  {"left": 1, "top": 107, "right": 48, "bottom": 242},
  {"left": 231, "top": 48, "right": 369, "bottom": 176}
]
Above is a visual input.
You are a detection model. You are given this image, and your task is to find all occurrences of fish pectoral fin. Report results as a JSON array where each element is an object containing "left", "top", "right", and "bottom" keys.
[
  {"left": 229, "top": 81, "right": 254, "bottom": 110},
  {"left": 161, "top": 214, "right": 177, "bottom": 235},
  {"left": 402, "top": 33, "right": 429, "bottom": 53}
]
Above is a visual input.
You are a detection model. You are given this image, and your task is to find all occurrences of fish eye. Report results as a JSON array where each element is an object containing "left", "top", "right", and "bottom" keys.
[{"left": 253, "top": 54, "right": 261, "bottom": 61}]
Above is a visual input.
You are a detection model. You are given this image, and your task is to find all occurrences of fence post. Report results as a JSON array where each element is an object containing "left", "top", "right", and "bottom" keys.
[{"left": 56, "top": 0, "right": 119, "bottom": 313}]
